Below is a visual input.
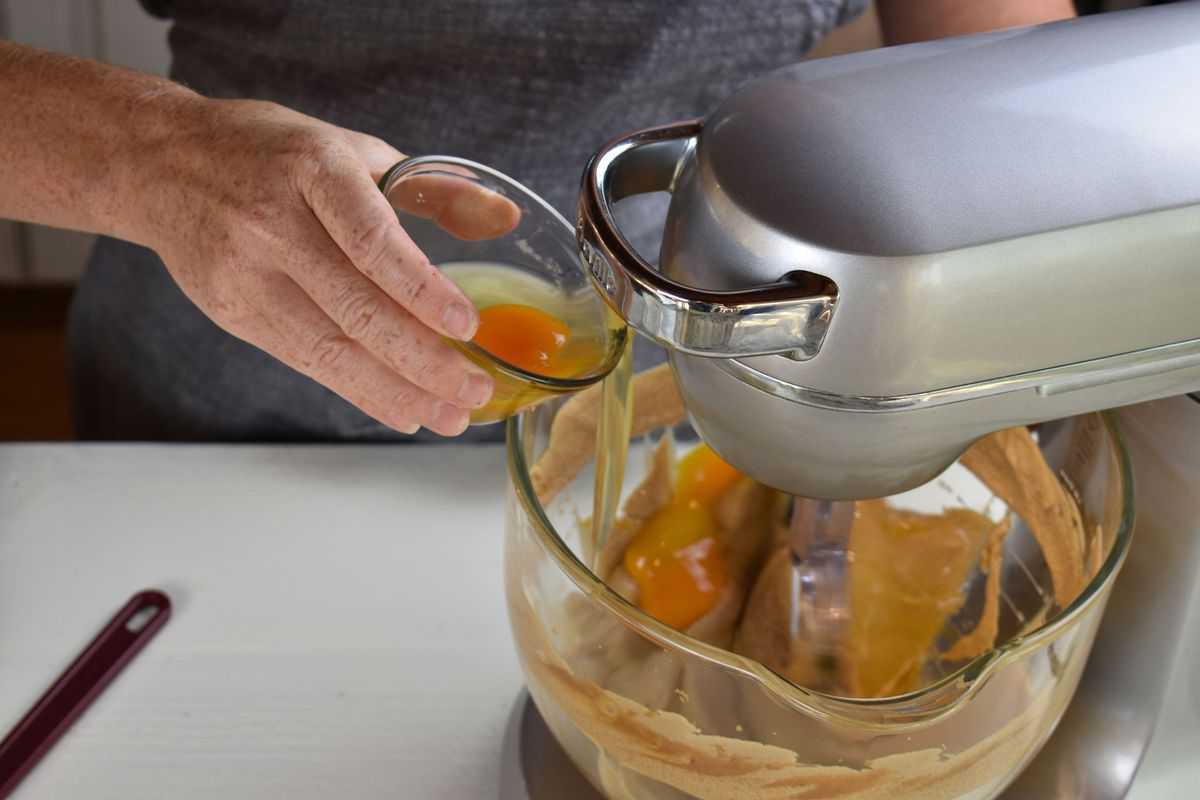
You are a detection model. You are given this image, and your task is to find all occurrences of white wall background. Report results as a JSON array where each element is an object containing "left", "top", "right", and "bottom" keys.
[{"left": 0, "top": 0, "right": 170, "bottom": 286}]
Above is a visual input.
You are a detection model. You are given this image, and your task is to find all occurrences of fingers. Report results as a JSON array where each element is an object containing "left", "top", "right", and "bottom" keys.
[
  {"left": 385, "top": 172, "right": 522, "bottom": 241},
  {"left": 251, "top": 272, "right": 475, "bottom": 436},
  {"left": 340, "top": 128, "right": 522, "bottom": 241},
  {"left": 295, "top": 145, "right": 481, "bottom": 341},
  {"left": 281, "top": 222, "right": 494, "bottom": 410}
]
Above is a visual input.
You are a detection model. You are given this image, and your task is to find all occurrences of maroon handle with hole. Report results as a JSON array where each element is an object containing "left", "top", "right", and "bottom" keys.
[{"left": 0, "top": 589, "right": 171, "bottom": 798}]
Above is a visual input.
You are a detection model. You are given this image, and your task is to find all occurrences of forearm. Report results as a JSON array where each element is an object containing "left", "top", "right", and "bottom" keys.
[
  {"left": 0, "top": 40, "right": 200, "bottom": 246},
  {"left": 876, "top": 0, "right": 1077, "bottom": 45}
]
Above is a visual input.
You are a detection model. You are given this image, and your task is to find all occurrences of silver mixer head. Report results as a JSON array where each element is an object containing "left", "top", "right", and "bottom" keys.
[{"left": 579, "top": 4, "right": 1200, "bottom": 500}]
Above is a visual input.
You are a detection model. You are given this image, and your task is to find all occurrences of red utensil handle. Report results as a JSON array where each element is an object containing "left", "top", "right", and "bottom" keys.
[{"left": 0, "top": 589, "right": 171, "bottom": 798}]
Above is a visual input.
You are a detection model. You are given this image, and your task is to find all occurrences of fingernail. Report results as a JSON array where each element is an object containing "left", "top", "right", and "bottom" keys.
[
  {"left": 399, "top": 423, "right": 421, "bottom": 435},
  {"left": 457, "top": 371, "right": 494, "bottom": 408},
  {"left": 442, "top": 303, "right": 476, "bottom": 340},
  {"left": 433, "top": 401, "right": 470, "bottom": 436}
]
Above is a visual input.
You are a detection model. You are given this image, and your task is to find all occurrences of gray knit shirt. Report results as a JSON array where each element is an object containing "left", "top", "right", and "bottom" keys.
[{"left": 69, "top": 0, "right": 867, "bottom": 442}]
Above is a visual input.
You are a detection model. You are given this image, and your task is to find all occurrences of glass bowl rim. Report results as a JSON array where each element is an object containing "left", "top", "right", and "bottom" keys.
[
  {"left": 379, "top": 155, "right": 629, "bottom": 389},
  {"left": 504, "top": 409, "right": 1135, "bottom": 724}
]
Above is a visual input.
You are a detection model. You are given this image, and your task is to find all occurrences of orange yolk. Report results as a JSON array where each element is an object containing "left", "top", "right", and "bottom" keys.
[
  {"left": 472, "top": 304, "right": 570, "bottom": 375},
  {"left": 623, "top": 445, "right": 739, "bottom": 630},
  {"left": 674, "top": 444, "right": 742, "bottom": 507}
]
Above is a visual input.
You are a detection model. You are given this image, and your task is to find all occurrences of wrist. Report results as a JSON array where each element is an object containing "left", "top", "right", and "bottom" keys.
[{"left": 108, "top": 84, "right": 211, "bottom": 249}]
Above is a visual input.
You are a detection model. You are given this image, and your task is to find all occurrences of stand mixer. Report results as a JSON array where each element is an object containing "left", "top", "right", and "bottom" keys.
[
  {"left": 496, "top": 4, "right": 1200, "bottom": 797},
  {"left": 578, "top": 2, "right": 1200, "bottom": 501}
]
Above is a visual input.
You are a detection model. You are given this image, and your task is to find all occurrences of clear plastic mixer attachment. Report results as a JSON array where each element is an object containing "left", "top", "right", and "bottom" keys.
[{"left": 785, "top": 498, "right": 854, "bottom": 693}]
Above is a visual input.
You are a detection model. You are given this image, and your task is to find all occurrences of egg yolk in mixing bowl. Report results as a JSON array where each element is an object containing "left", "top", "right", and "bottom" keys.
[
  {"left": 673, "top": 443, "right": 742, "bottom": 507},
  {"left": 472, "top": 304, "right": 570, "bottom": 375},
  {"left": 624, "top": 445, "right": 739, "bottom": 629}
]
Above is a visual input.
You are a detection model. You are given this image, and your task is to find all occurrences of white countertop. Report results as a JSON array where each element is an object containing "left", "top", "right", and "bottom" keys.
[
  {"left": 0, "top": 444, "right": 523, "bottom": 798},
  {"left": 1, "top": 442, "right": 1197, "bottom": 799}
]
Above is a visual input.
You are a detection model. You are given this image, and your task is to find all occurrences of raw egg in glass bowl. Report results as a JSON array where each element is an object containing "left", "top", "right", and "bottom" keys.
[{"left": 380, "top": 156, "right": 627, "bottom": 425}]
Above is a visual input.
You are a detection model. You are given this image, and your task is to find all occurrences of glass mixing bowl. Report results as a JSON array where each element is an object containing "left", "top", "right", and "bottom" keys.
[{"left": 503, "top": 379, "right": 1133, "bottom": 800}]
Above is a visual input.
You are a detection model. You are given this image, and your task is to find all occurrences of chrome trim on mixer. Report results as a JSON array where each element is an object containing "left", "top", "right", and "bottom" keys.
[
  {"left": 577, "top": 120, "right": 839, "bottom": 359},
  {"left": 718, "top": 337, "right": 1200, "bottom": 413}
]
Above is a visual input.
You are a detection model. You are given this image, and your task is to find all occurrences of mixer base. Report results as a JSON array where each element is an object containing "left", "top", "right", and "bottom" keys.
[{"left": 499, "top": 688, "right": 602, "bottom": 800}]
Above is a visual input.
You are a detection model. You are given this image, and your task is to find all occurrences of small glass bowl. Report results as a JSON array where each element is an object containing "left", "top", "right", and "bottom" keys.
[{"left": 379, "top": 156, "right": 628, "bottom": 425}]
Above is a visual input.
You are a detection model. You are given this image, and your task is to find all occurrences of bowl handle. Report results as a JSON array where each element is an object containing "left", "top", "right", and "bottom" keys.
[{"left": 578, "top": 120, "right": 836, "bottom": 360}]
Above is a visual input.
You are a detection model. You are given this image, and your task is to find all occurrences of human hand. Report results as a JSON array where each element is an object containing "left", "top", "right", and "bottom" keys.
[{"left": 130, "top": 97, "right": 519, "bottom": 435}]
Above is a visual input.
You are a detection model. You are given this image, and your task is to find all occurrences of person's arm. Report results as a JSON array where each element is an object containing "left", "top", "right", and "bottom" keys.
[
  {"left": 875, "top": 0, "right": 1076, "bottom": 45},
  {"left": 0, "top": 41, "right": 504, "bottom": 436}
]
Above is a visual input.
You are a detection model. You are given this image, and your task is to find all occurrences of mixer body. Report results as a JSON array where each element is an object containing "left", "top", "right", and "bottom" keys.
[{"left": 578, "top": 4, "right": 1200, "bottom": 499}]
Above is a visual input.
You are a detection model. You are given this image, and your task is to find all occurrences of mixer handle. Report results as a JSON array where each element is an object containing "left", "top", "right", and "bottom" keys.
[{"left": 578, "top": 120, "right": 837, "bottom": 360}]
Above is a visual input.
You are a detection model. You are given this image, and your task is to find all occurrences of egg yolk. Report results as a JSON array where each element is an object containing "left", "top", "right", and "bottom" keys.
[
  {"left": 674, "top": 444, "right": 742, "bottom": 507},
  {"left": 472, "top": 304, "right": 570, "bottom": 375},
  {"left": 623, "top": 445, "right": 739, "bottom": 630}
]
